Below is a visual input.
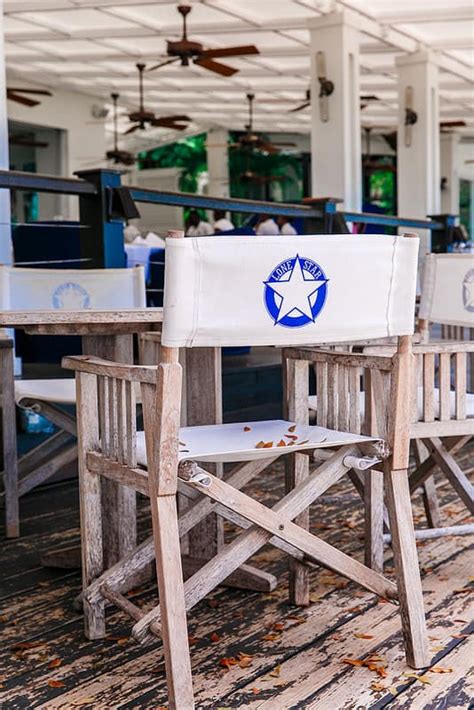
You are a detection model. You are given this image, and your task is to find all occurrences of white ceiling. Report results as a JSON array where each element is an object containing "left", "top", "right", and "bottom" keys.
[{"left": 4, "top": 0, "right": 474, "bottom": 150}]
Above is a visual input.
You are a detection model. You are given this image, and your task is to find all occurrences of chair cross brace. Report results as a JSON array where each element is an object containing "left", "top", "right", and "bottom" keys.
[{"left": 132, "top": 445, "right": 398, "bottom": 644}]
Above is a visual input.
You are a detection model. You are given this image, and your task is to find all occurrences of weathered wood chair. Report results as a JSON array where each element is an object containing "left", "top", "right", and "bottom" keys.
[
  {"left": 362, "top": 252, "right": 474, "bottom": 542},
  {"left": 0, "top": 265, "right": 145, "bottom": 537},
  {"left": 65, "top": 232, "right": 428, "bottom": 709}
]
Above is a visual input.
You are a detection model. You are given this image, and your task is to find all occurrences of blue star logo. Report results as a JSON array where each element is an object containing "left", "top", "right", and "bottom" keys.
[{"left": 264, "top": 255, "right": 328, "bottom": 328}]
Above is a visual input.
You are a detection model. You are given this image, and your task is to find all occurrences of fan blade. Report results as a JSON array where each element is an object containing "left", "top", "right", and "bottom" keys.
[
  {"left": 124, "top": 124, "right": 141, "bottom": 135},
  {"left": 152, "top": 118, "right": 188, "bottom": 130},
  {"left": 200, "top": 45, "right": 259, "bottom": 59},
  {"left": 259, "top": 141, "right": 280, "bottom": 154},
  {"left": 161, "top": 114, "right": 190, "bottom": 122},
  {"left": 289, "top": 101, "right": 310, "bottom": 113},
  {"left": 6, "top": 91, "right": 39, "bottom": 107},
  {"left": 7, "top": 88, "right": 52, "bottom": 96},
  {"left": 194, "top": 57, "right": 238, "bottom": 77},
  {"left": 147, "top": 57, "right": 180, "bottom": 72}
]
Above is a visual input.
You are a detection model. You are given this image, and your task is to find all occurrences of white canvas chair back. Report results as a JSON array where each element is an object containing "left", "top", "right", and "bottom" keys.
[
  {"left": 162, "top": 234, "right": 419, "bottom": 347},
  {"left": 419, "top": 253, "right": 474, "bottom": 328},
  {"left": 0, "top": 265, "right": 146, "bottom": 311}
]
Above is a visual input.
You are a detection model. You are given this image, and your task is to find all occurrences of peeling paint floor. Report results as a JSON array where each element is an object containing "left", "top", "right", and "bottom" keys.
[{"left": 0, "top": 446, "right": 473, "bottom": 709}]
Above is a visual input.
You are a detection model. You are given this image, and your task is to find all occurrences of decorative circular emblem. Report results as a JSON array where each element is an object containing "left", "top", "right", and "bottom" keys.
[
  {"left": 462, "top": 268, "right": 474, "bottom": 313},
  {"left": 52, "top": 282, "right": 91, "bottom": 310},
  {"left": 263, "top": 254, "right": 328, "bottom": 328}
]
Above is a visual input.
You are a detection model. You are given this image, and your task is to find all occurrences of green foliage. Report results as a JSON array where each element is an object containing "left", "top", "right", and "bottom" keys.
[{"left": 138, "top": 131, "right": 303, "bottom": 223}]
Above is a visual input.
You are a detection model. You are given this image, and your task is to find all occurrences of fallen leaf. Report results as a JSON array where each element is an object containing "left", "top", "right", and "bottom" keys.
[
  {"left": 388, "top": 686, "right": 398, "bottom": 695},
  {"left": 219, "top": 657, "right": 238, "bottom": 670},
  {"left": 402, "top": 673, "right": 432, "bottom": 685},
  {"left": 451, "top": 633, "right": 468, "bottom": 639},
  {"left": 188, "top": 635, "right": 198, "bottom": 646},
  {"left": 262, "top": 633, "right": 280, "bottom": 641},
  {"left": 342, "top": 658, "right": 364, "bottom": 667},
  {"left": 277, "top": 439, "right": 287, "bottom": 447},
  {"left": 299, "top": 439, "right": 309, "bottom": 445},
  {"left": 370, "top": 681, "right": 386, "bottom": 691},
  {"left": 309, "top": 593, "right": 322, "bottom": 603},
  {"left": 255, "top": 441, "right": 266, "bottom": 449},
  {"left": 269, "top": 664, "right": 281, "bottom": 678},
  {"left": 429, "top": 667, "right": 453, "bottom": 674},
  {"left": 239, "top": 657, "right": 252, "bottom": 668},
  {"left": 430, "top": 645, "right": 445, "bottom": 652},
  {"left": 210, "top": 632, "right": 220, "bottom": 643},
  {"left": 272, "top": 622, "right": 285, "bottom": 631},
  {"left": 251, "top": 687, "right": 261, "bottom": 695},
  {"left": 48, "top": 659, "right": 62, "bottom": 669},
  {"left": 354, "top": 633, "right": 374, "bottom": 639},
  {"left": 288, "top": 425, "right": 296, "bottom": 432},
  {"left": 347, "top": 606, "right": 362, "bottom": 614},
  {"left": 284, "top": 434, "right": 298, "bottom": 441},
  {"left": 454, "top": 619, "right": 468, "bottom": 623},
  {"left": 243, "top": 426, "right": 251, "bottom": 432},
  {"left": 453, "top": 588, "right": 473, "bottom": 594},
  {"left": 263, "top": 441, "right": 274, "bottom": 448},
  {"left": 47, "top": 680, "right": 66, "bottom": 688}
]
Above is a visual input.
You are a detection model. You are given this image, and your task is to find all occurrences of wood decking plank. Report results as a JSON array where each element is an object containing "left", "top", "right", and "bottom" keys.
[
  {"left": 0, "top": 446, "right": 472, "bottom": 710},
  {"left": 221, "top": 548, "right": 473, "bottom": 709}
]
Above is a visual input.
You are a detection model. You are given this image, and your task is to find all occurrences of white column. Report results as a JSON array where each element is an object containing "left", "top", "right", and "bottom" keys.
[
  {"left": 440, "top": 132, "right": 460, "bottom": 215},
  {"left": 308, "top": 11, "right": 362, "bottom": 212},
  {"left": 396, "top": 51, "right": 440, "bottom": 254},
  {"left": 0, "top": 0, "right": 12, "bottom": 263},
  {"left": 206, "top": 128, "right": 230, "bottom": 198}
]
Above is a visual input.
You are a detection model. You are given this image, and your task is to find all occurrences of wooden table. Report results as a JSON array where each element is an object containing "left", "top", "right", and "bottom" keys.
[
  {"left": 1, "top": 309, "right": 163, "bottom": 567},
  {"left": 3, "top": 309, "right": 274, "bottom": 592}
]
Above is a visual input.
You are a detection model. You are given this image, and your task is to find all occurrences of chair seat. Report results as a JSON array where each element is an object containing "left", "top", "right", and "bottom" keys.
[
  {"left": 308, "top": 388, "right": 474, "bottom": 419},
  {"left": 136, "top": 419, "right": 377, "bottom": 465},
  {"left": 15, "top": 378, "right": 76, "bottom": 406},
  {"left": 15, "top": 378, "right": 142, "bottom": 407}
]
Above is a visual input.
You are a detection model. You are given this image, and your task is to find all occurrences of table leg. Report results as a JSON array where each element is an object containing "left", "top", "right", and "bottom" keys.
[
  {"left": 82, "top": 334, "right": 137, "bottom": 567},
  {"left": 183, "top": 347, "right": 276, "bottom": 592}
]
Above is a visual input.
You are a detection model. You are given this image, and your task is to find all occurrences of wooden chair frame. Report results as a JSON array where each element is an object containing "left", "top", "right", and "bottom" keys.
[
  {"left": 0, "top": 337, "right": 78, "bottom": 538},
  {"left": 363, "top": 340, "right": 474, "bottom": 544},
  {"left": 64, "top": 332, "right": 428, "bottom": 710}
]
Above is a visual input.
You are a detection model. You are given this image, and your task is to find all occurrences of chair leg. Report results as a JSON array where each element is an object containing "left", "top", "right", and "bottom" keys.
[
  {"left": 364, "top": 469, "right": 384, "bottom": 573},
  {"left": 1, "top": 348, "right": 19, "bottom": 538},
  {"left": 80, "top": 465, "right": 106, "bottom": 639},
  {"left": 384, "top": 464, "right": 429, "bottom": 669},
  {"left": 152, "top": 494, "right": 194, "bottom": 710}
]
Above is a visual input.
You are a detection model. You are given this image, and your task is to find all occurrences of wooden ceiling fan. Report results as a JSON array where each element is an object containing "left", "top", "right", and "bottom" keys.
[
  {"left": 125, "top": 63, "right": 191, "bottom": 134},
  {"left": 106, "top": 93, "right": 135, "bottom": 165},
  {"left": 7, "top": 87, "right": 52, "bottom": 107},
  {"left": 285, "top": 89, "right": 379, "bottom": 113},
  {"left": 230, "top": 93, "right": 296, "bottom": 154},
  {"left": 148, "top": 4, "right": 259, "bottom": 77}
]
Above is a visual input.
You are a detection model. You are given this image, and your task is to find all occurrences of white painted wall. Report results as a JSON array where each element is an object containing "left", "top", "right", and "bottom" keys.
[{"left": 6, "top": 77, "right": 106, "bottom": 220}]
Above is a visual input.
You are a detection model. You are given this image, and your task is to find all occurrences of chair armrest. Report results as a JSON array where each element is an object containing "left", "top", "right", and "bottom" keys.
[
  {"left": 282, "top": 347, "right": 393, "bottom": 371},
  {"left": 363, "top": 341, "right": 474, "bottom": 356},
  {"left": 62, "top": 355, "right": 157, "bottom": 383}
]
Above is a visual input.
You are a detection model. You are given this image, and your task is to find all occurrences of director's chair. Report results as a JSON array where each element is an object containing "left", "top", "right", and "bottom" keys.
[
  {"left": 65, "top": 232, "right": 428, "bottom": 710},
  {"left": 0, "top": 265, "right": 145, "bottom": 537}
]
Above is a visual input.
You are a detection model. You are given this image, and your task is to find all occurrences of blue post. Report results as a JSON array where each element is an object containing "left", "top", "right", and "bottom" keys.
[{"left": 74, "top": 169, "right": 126, "bottom": 268}]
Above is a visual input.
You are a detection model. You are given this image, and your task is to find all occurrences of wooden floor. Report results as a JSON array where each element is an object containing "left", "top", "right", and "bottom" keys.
[{"left": 0, "top": 448, "right": 473, "bottom": 709}]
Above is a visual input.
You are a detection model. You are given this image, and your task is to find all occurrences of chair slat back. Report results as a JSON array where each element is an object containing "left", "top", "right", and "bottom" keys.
[
  {"left": 0, "top": 265, "right": 146, "bottom": 311},
  {"left": 162, "top": 234, "right": 419, "bottom": 348},
  {"left": 419, "top": 253, "right": 474, "bottom": 328},
  {"left": 96, "top": 373, "right": 137, "bottom": 467}
]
